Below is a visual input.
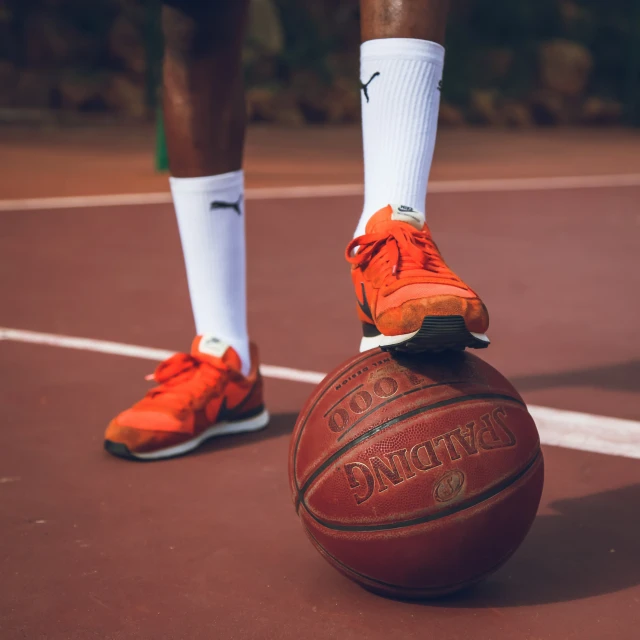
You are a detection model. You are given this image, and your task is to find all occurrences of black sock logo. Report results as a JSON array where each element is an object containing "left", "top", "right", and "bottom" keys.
[
  {"left": 210, "top": 195, "right": 242, "bottom": 215},
  {"left": 360, "top": 72, "right": 380, "bottom": 103},
  {"left": 437, "top": 79, "right": 442, "bottom": 92}
]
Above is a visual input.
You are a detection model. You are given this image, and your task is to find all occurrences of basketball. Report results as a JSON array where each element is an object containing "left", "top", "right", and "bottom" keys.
[{"left": 288, "top": 349, "right": 544, "bottom": 598}]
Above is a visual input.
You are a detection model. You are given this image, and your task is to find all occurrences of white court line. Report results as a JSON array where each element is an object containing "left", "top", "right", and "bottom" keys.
[
  {"left": 1, "top": 173, "right": 640, "bottom": 212},
  {"left": 2, "top": 327, "right": 639, "bottom": 460},
  {"left": 0, "top": 328, "right": 325, "bottom": 385}
]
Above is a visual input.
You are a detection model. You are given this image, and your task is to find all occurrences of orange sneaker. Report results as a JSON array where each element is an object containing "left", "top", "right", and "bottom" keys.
[
  {"left": 346, "top": 204, "right": 490, "bottom": 353},
  {"left": 104, "top": 335, "right": 269, "bottom": 460}
]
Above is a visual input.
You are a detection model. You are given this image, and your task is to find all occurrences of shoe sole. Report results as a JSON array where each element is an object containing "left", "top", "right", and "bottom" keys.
[
  {"left": 360, "top": 315, "right": 490, "bottom": 354},
  {"left": 104, "top": 408, "right": 270, "bottom": 461}
]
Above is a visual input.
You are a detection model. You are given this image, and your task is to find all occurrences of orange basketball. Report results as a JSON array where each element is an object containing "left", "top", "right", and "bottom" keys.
[{"left": 288, "top": 349, "right": 543, "bottom": 598}]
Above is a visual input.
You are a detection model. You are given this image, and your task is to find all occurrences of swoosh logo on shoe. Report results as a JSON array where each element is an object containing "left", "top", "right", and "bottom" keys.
[
  {"left": 217, "top": 390, "right": 263, "bottom": 423},
  {"left": 215, "top": 394, "right": 243, "bottom": 422},
  {"left": 357, "top": 282, "right": 373, "bottom": 321},
  {"left": 218, "top": 395, "right": 233, "bottom": 421}
]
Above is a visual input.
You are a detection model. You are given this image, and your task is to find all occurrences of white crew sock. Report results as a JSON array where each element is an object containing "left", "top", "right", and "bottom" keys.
[
  {"left": 170, "top": 170, "right": 250, "bottom": 375},
  {"left": 355, "top": 38, "right": 445, "bottom": 237}
]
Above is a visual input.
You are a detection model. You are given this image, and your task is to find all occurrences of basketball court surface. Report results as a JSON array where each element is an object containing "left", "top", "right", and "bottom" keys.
[{"left": 1, "top": 126, "right": 639, "bottom": 639}]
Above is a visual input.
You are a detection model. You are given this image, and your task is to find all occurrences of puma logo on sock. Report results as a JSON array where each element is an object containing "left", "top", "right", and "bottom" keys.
[
  {"left": 210, "top": 195, "right": 243, "bottom": 215},
  {"left": 360, "top": 72, "right": 380, "bottom": 103}
]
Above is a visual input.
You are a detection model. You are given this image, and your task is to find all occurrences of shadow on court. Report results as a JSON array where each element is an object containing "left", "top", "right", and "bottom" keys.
[
  {"left": 424, "top": 483, "right": 640, "bottom": 607},
  {"left": 192, "top": 411, "right": 299, "bottom": 458}
]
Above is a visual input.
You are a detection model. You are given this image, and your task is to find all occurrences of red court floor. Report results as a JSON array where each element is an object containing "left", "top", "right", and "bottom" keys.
[{"left": 1, "top": 179, "right": 639, "bottom": 638}]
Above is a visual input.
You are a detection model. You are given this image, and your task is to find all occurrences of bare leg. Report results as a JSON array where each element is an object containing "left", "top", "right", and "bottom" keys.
[
  {"left": 161, "top": 0, "right": 250, "bottom": 177},
  {"left": 360, "top": 0, "right": 450, "bottom": 44}
]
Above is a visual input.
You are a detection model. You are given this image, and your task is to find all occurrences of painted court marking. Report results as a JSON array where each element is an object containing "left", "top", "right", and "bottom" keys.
[
  {"left": 0, "top": 328, "right": 326, "bottom": 386},
  {"left": 1, "top": 173, "right": 640, "bottom": 212},
  {"left": 2, "top": 327, "right": 639, "bottom": 461}
]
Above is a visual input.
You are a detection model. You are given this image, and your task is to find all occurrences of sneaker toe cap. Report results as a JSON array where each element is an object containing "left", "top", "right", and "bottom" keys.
[{"left": 104, "top": 410, "right": 193, "bottom": 456}]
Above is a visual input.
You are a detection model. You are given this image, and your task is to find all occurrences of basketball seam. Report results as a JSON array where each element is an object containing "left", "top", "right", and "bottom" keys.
[
  {"left": 300, "top": 447, "right": 542, "bottom": 532},
  {"left": 291, "top": 351, "right": 376, "bottom": 492},
  {"left": 305, "top": 527, "right": 483, "bottom": 595},
  {"left": 336, "top": 379, "right": 475, "bottom": 442},
  {"left": 304, "top": 518, "right": 528, "bottom": 597},
  {"left": 296, "top": 391, "right": 526, "bottom": 502}
]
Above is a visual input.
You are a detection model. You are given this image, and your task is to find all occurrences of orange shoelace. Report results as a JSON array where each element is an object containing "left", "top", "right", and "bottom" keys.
[
  {"left": 143, "top": 353, "right": 226, "bottom": 409},
  {"left": 346, "top": 225, "right": 465, "bottom": 289}
]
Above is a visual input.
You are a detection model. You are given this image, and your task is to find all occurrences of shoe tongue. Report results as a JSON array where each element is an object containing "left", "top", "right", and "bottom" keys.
[
  {"left": 365, "top": 204, "right": 425, "bottom": 234},
  {"left": 191, "top": 335, "right": 242, "bottom": 372}
]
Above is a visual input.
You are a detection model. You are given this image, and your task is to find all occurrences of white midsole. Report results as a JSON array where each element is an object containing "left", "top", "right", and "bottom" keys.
[
  {"left": 360, "top": 330, "right": 490, "bottom": 353},
  {"left": 129, "top": 409, "right": 270, "bottom": 460}
]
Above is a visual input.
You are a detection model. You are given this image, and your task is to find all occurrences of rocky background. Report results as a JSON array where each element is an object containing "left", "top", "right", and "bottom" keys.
[{"left": 0, "top": 0, "right": 638, "bottom": 126}]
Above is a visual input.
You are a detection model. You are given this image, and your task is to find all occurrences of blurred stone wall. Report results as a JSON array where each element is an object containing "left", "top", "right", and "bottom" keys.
[{"left": 0, "top": 0, "right": 637, "bottom": 126}]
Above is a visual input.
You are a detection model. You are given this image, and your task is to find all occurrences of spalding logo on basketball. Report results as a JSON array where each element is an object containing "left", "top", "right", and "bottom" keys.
[
  {"left": 434, "top": 470, "right": 465, "bottom": 503},
  {"left": 288, "top": 349, "right": 543, "bottom": 599}
]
